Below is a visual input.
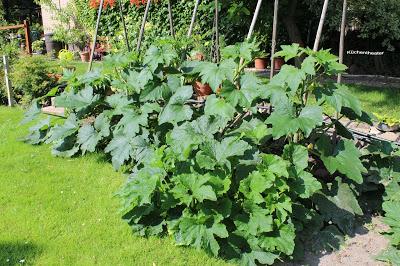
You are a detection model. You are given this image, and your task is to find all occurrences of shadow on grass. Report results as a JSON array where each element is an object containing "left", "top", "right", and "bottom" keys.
[
  {"left": 348, "top": 85, "right": 400, "bottom": 115},
  {"left": 0, "top": 241, "right": 42, "bottom": 265}
]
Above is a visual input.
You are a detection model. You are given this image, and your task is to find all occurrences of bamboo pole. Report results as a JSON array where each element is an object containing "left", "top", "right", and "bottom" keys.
[
  {"left": 2, "top": 55, "right": 14, "bottom": 107},
  {"left": 167, "top": 0, "right": 175, "bottom": 38},
  {"left": 88, "top": 0, "right": 104, "bottom": 72},
  {"left": 214, "top": 0, "right": 220, "bottom": 62},
  {"left": 313, "top": 0, "right": 329, "bottom": 51},
  {"left": 187, "top": 0, "right": 201, "bottom": 37},
  {"left": 137, "top": 0, "right": 152, "bottom": 52},
  {"left": 337, "top": 0, "right": 347, "bottom": 83},
  {"left": 239, "top": 0, "right": 263, "bottom": 66},
  {"left": 118, "top": 0, "right": 131, "bottom": 51},
  {"left": 270, "top": 0, "right": 279, "bottom": 79},
  {"left": 246, "top": 0, "right": 263, "bottom": 40}
]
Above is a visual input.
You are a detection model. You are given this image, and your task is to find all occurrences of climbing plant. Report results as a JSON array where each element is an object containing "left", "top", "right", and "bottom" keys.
[{"left": 22, "top": 40, "right": 400, "bottom": 265}]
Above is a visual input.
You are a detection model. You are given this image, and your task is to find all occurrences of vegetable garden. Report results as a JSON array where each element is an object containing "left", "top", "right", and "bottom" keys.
[{"left": 1, "top": 0, "right": 400, "bottom": 265}]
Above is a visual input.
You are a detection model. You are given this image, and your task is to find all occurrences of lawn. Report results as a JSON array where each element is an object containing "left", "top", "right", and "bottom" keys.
[
  {"left": 0, "top": 107, "right": 232, "bottom": 266},
  {"left": 347, "top": 84, "right": 400, "bottom": 120}
]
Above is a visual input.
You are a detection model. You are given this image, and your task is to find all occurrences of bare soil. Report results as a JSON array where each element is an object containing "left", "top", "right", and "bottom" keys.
[{"left": 282, "top": 216, "right": 390, "bottom": 266}]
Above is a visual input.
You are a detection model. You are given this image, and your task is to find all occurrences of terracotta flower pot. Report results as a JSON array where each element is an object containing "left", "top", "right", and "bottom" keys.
[
  {"left": 254, "top": 58, "right": 268, "bottom": 70},
  {"left": 193, "top": 81, "right": 212, "bottom": 97},
  {"left": 194, "top": 52, "right": 205, "bottom": 61},
  {"left": 274, "top": 57, "right": 285, "bottom": 70},
  {"left": 80, "top": 51, "right": 90, "bottom": 62}
]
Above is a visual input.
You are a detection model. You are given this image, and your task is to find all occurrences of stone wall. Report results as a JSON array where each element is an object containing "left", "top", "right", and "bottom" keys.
[{"left": 41, "top": 0, "right": 70, "bottom": 34}]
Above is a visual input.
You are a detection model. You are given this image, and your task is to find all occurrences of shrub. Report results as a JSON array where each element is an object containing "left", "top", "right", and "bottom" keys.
[
  {"left": 32, "top": 40, "right": 45, "bottom": 52},
  {"left": 11, "top": 55, "right": 58, "bottom": 105},
  {"left": 22, "top": 41, "right": 400, "bottom": 265},
  {"left": 0, "top": 39, "right": 20, "bottom": 105}
]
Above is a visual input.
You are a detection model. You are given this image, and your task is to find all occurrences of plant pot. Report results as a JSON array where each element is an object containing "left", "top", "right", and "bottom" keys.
[
  {"left": 80, "top": 51, "right": 90, "bottom": 62},
  {"left": 254, "top": 58, "right": 268, "bottom": 70},
  {"left": 47, "top": 73, "right": 62, "bottom": 82},
  {"left": 193, "top": 52, "right": 205, "bottom": 61},
  {"left": 274, "top": 57, "right": 285, "bottom": 70},
  {"left": 193, "top": 81, "right": 212, "bottom": 97},
  {"left": 376, "top": 122, "right": 400, "bottom": 132}
]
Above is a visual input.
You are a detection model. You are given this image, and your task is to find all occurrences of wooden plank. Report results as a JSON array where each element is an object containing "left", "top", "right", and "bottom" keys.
[
  {"left": 2, "top": 55, "right": 14, "bottom": 107},
  {"left": 0, "top": 24, "right": 24, "bottom": 31}
]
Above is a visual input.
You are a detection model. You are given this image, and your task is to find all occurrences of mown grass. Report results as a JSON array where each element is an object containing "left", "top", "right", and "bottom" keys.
[
  {"left": 347, "top": 84, "right": 400, "bottom": 120},
  {"left": 0, "top": 107, "right": 232, "bottom": 266}
]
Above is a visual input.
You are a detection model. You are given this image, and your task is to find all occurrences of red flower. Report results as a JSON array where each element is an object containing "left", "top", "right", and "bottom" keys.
[{"left": 89, "top": 0, "right": 116, "bottom": 9}]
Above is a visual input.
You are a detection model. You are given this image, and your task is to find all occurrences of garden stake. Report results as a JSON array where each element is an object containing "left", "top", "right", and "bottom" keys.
[
  {"left": 313, "top": 0, "right": 329, "bottom": 51},
  {"left": 187, "top": 0, "right": 201, "bottom": 37},
  {"left": 118, "top": 0, "right": 131, "bottom": 52},
  {"left": 337, "top": 0, "right": 347, "bottom": 83},
  {"left": 211, "top": 0, "right": 220, "bottom": 63},
  {"left": 270, "top": 0, "right": 279, "bottom": 79},
  {"left": 167, "top": 0, "right": 175, "bottom": 38},
  {"left": 137, "top": 0, "right": 152, "bottom": 52},
  {"left": 240, "top": 0, "right": 263, "bottom": 65},
  {"left": 246, "top": 0, "right": 263, "bottom": 40},
  {"left": 88, "top": 0, "right": 105, "bottom": 72},
  {"left": 2, "top": 55, "right": 14, "bottom": 107}
]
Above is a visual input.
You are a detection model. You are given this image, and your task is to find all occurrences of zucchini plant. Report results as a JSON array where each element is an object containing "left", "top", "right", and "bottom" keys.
[{"left": 23, "top": 40, "right": 400, "bottom": 265}]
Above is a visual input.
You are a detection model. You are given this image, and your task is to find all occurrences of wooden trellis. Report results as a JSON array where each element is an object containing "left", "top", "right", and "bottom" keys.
[{"left": 0, "top": 20, "right": 32, "bottom": 55}]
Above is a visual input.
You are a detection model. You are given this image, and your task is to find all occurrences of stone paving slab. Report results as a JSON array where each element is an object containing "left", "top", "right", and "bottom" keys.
[
  {"left": 343, "top": 119, "right": 400, "bottom": 143},
  {"left": 42, "top": 106, "right": 65, "bottom": 117}
]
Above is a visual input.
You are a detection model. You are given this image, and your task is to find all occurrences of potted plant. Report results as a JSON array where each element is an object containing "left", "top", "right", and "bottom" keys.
[
  {"left": 32, "top": 40, "right": 45, "bottom": 54},
  {"left": 373, "top": 113, "right": 400, "bottom": 132},
  {"left": 53, "top": 27, "right": 90, "bottom": 62},
  {"left": 58, "top": 49, "right": 76, "bottom": 72},
  {"left": 254, "top": 51, "right": 269, "bottom": 70},
  {"left": 274, "top": 56, "right": 285, "bottom": 70},
  {"left": 189, "top": 38, "right": 213, "bottom": 97}
]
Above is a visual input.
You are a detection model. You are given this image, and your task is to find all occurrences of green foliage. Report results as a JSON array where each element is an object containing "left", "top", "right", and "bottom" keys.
[
  {"left": 32, "top": 40, "right": 44, "bottom": 52},
  {"left": 11, "top": 55, "right": 58, "bottom": 105},
  {"left": 373, "top": 144, "right": 400, "bottom": 265},
  {"left": 23, "top": 41, "right": 398, "bottom": 265}
]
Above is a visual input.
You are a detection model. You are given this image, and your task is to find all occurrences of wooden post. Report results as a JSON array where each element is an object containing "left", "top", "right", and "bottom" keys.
[
  {"left": 137, "top": 0, "right": 152, "bottom": 52},
  {"left": 23, "top": 20, "right": 32, "bottom": 55},
  {"left": 313, "top": 0, "right": 329, "bottom": 51},
  {"left": 118, "top": 0, "right": 131, "bottom": 52},
  {"left": 88, "top": 0, "right": 105, "bottom": 72},
  {"left": 3, "top": 55, "right": 14, "bottom": 107},
  {"left": 167, "top": 0, "right": 175, "bottom": 38},
  {"left": 187, "top": 0, "right": 200, "bottom": 37},
  {"left": 337, "top": 0, "right": 347, "bottom": 83},
  {"left": 270, "top": 0, "right": 279, "bottom": 79}
]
